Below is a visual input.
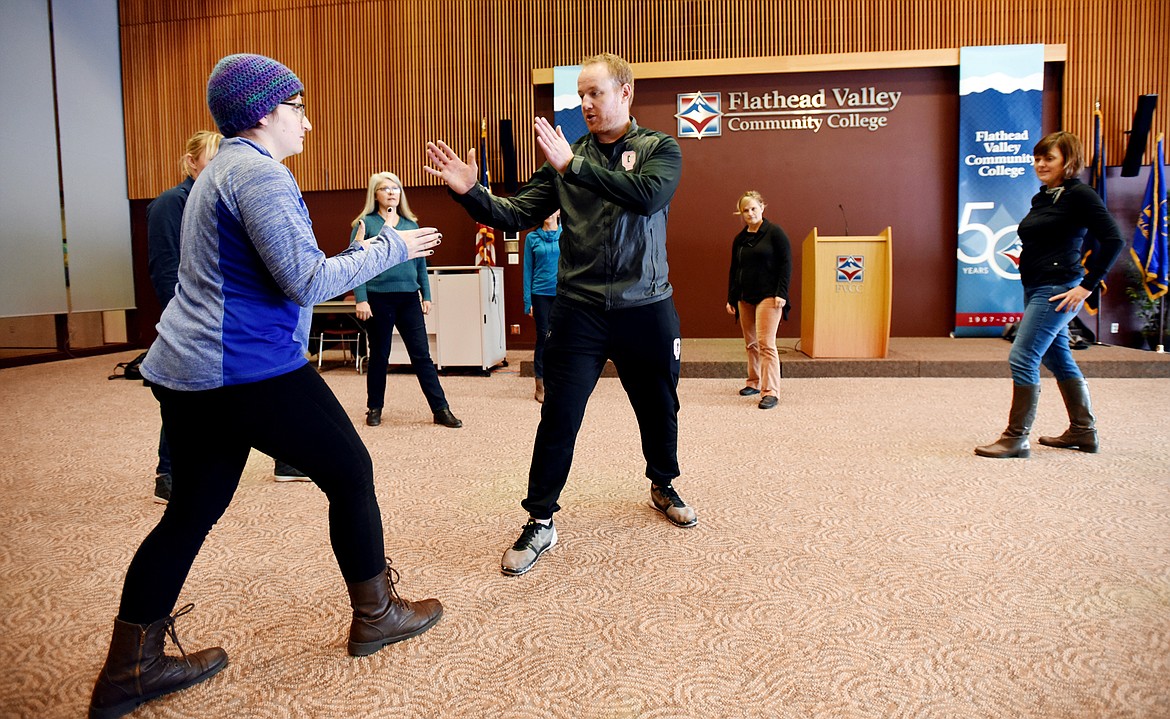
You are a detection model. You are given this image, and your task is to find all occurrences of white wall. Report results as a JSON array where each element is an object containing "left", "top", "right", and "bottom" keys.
[{"left": 0, "top": 0, "right": 133, "bottom": 319}]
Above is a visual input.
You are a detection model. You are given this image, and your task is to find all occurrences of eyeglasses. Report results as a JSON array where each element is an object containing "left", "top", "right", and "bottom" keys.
[
  {"left": 279, "top": 101, "right": 306, "bottom": 117},
  {"left": 377, "top": 186, "right": 400, "bottom": 193}
]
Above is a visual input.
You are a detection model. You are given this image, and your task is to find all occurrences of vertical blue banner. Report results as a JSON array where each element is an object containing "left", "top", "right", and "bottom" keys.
[
  {"left": 955, "top": 45, "right": 1044, "bottom": 337},
  {"left": 553, "top": 65, "right": 587, "bottom": 144}
]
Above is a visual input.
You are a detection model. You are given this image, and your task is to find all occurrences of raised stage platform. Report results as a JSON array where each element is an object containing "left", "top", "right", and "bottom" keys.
[{"left": 515, "top": 337, "right": 1170, "bottom": 379}]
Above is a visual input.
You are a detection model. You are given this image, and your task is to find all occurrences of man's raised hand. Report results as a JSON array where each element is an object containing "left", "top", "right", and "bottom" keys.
[
  {"left": 534, "top": 117, "right": 573, "bottom": 173},
  {"left": 424, "top": 141, "right": 478, "bottom": 194}
]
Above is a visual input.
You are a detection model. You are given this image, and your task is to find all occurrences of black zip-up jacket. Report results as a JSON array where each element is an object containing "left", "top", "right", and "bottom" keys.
[
  {"left": 453, "top": 118, "right": 682, "bottom": 310},
  {"left": 727, "top": 218, "right": 792, "bottom": 318},
  {"left": 1016, "top": 178, "right": 1123, "bottom": 290}
]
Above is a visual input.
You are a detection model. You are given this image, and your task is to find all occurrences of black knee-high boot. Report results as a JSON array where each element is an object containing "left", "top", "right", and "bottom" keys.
[
  {"left": 1038, "top": 378, "right": 1099, "bottom": 452},
  {"left": 975, "top": 384, "right": 1040, "bottom": 458}
]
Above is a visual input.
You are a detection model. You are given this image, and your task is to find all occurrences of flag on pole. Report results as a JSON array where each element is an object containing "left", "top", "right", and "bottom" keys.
[
  {"left": 1130, "top": 133, "right": 1168, "bottom": 300},
  {"left": 474, "top": 117, "right": 496, "bottom": 267},
  {"left": 1082, "top": 103, "right": 1108, "bottom": 314}
]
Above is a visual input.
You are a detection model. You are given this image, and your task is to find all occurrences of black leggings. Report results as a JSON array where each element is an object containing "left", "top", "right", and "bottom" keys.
[{"left": 118, "top": 364, "right": 385, "bottom": 623}]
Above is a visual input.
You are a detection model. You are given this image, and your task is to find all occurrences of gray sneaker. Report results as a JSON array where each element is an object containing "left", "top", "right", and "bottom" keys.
[
  {"left": 501, "top": 519, "right": 557, "bottom": 576},
  {"left": 650, "top": 484, "right": 698, "bottom": 527}
]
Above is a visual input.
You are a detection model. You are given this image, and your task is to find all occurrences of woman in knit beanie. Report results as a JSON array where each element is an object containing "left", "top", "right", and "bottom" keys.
[{"left": 89, "top": 54, "right": 445, "bottom": 719}]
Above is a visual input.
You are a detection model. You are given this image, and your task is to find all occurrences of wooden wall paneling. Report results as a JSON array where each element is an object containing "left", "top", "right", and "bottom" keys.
[{"left": 120, "top": 0, "right": 1170, "bottom": 199}]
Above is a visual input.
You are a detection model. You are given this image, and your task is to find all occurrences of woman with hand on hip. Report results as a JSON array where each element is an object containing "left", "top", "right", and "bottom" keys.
[
  {"left": 352, "top": 172, "right": 462, "bottom": 429},
  {"left": 726, "top": 190, "right": 792, "bottom": 410},
  {"left": 975, "top": 131, "right": 1123, "bottom": 458},
  {"left": 524, "top": 210, "right": 561, "bottom": 403}
]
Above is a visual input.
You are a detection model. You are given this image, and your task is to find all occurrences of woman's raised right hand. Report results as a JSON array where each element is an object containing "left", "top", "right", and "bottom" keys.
[{"left": 398, "top": 227, "right": 443, "bottom": 258}]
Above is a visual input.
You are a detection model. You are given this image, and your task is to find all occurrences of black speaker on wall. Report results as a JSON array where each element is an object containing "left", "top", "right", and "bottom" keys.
[
  {"left": 1121, "top": 94, "right": 1158, "bottom": 177},
  {"left": 499, "top": 119, "right": 519, "bottom": 193}
]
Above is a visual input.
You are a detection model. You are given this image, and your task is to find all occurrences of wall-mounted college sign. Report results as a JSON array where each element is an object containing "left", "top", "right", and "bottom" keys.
[
  {"left": 954, "top": 45, "right": 1044, "bottom": 337},
  {"left": 674, "top": 85, "right": 903, "bottom": 139}
]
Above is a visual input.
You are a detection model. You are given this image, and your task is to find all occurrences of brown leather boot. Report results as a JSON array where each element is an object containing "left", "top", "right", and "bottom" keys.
[
  {"left": 346, "top": 560, "right": 443, "bottom": 657},
  {"left": 975, "top": 384, "right": 1040, "bottom": 458},
  {"left": 89, "top": 604, "right": 227, "bottom": 719},
  {"left": 534, "top": 377, "right": 545, "bottom": 404},
  {"left": 1038, "top": 378, "right": 1099, "bottom": 452}
]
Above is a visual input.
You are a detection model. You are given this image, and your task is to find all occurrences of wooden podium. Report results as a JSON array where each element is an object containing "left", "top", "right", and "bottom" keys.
[{"left": 800, "top": 227, "right": 892, "bottom": 358}]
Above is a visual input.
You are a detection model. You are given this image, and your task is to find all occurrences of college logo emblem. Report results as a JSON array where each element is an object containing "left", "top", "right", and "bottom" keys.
[
  {"left": 837, "top": 255, "right": 864, "bottom": 282},
  {"left": 621, "top": 150, "right": 636, "bottom": 171},
  {"left": 675, "top": 91, "right": 722, "bottom": 139}
]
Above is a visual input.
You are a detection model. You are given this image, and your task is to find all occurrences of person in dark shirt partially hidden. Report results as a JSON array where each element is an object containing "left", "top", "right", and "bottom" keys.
[
  {"left": 145, "top": 130, "right": 221, "bottom": 503},
  {"left": 725, "top": 190, "right": 792, "bottom": 410},
  {"left": 975, "top": 131, "right": 1123, "bottom": 458}
]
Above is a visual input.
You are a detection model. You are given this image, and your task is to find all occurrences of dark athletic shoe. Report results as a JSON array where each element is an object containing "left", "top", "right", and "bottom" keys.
[
  {"left": 273, "top": 461, "right": 309, "bottom": 482},
  {"left": 738, "top": 386, "right": 760, "bottom": 396},
  {"left": 650, "top": 484, "right": 698, "bottom": 527},
  {"left": 153, "top": 474, "right": 171, "bottom": 504}
]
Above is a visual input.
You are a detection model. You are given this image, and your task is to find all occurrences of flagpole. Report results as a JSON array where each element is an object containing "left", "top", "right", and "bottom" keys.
[
  {"left": 1158, "top": 132, "right": 1166, "bottom": 354},
  {"left": 1090, "top": 101, "right": 1099, "bottom": 346},
  {"left": 1158, "top": 296, "right": 1166, "bottom": 353}
]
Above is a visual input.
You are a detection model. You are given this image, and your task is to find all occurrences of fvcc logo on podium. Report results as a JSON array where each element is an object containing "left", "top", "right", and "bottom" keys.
[{"left": 836, "top": 255, "right": 865, "bottom": 292}]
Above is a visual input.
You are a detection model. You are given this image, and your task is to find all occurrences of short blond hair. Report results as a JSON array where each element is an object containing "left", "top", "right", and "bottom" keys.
[
  {"left": 735, "top": 190, "right": 766, "bottom": 213},
  {"left": 580, "top": 53, "right": 634, "bottom": 90}
]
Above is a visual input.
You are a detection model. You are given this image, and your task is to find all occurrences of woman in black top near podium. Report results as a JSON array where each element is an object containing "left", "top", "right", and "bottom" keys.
[
  {"left": 726, "top": 190, "right": 792, "bottom": 410},
  {"left": 975, "top": 131, "right": 1123, "bottom": 458}
]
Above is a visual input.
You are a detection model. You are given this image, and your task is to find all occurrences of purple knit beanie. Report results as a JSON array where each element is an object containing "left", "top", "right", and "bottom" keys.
[{"left": 207, "top": 54, "right": 304, "bottom": 137}]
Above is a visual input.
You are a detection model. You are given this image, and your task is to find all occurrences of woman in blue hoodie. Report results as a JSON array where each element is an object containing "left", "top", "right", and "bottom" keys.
[{"left": 524, "top": 210, "right": 561, "bottom": 402}]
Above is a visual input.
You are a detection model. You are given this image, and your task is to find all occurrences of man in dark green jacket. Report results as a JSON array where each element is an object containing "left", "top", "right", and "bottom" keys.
[{"left": 426, "top": 52, "right": 698, "bottom": 576}]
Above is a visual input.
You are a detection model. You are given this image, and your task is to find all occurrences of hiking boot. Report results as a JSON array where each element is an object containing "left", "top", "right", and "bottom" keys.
[
  {"left": 345, "top": 560, "right": 443, "bottom": 657},
  {"left": 650, "top": 484, "right": 698, "bottom": 527},
  {"left": 501, "top": 519, "right": 557, "bottom": 576},
  {"left": 153, "top": 474, "right": 171, "bottom": 504},
  {"left": 89, "top": 604, "right": 227, "bottom": 719}
]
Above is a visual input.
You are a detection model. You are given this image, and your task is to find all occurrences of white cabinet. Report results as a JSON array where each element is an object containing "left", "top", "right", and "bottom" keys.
[{"left": 388, "top": 265, "right": 505, "bottom": 370}]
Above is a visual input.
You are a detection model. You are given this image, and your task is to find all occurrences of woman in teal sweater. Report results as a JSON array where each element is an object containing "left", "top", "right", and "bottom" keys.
[{"left": 352, "top": 171, "right": 461, "bottom": 428}]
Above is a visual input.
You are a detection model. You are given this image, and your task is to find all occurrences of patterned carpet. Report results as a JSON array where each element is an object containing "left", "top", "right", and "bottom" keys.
[{"left": 0, "top": 352, "right": 1167, "bottom": 719}]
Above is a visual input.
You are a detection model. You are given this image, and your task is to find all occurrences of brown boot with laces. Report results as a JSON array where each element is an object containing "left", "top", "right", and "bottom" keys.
[
  {"left": 89, "top": 604, "right": 227, "bottom": 719},
  {"left": 345, "top": 559, "right": 443, "bottom": 656}
]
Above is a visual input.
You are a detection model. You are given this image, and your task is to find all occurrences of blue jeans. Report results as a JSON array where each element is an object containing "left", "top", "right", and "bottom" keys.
[{"left": 1008, "top": 281, "right": 1084, "bottom": 385}]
